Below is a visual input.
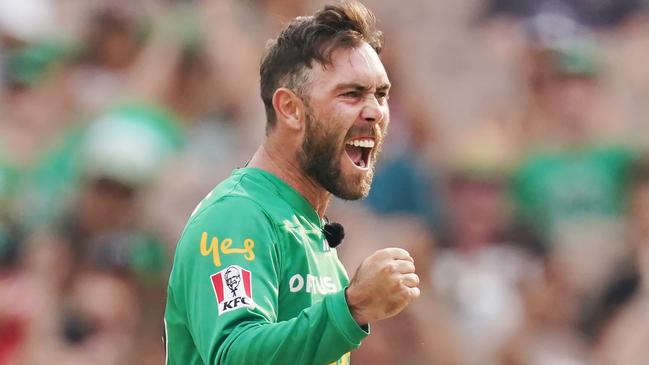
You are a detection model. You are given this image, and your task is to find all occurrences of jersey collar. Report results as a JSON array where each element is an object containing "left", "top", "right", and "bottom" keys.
[{"left": 236, "top": 168, "right": 323, "bottom": 227}]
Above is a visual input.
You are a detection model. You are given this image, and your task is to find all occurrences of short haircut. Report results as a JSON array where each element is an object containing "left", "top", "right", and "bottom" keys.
[{"left": 259, "top": 1, "right": 383, "bottom": 132}]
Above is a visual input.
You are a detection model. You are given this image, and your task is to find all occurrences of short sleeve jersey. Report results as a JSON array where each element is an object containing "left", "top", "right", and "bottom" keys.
[{"left": 164, "top": 168, "right": 368, "bottom": 365}]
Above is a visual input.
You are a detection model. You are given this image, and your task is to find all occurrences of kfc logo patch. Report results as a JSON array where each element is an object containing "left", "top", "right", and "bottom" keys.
[{"left": 211, "top": 265, "right": 254, "bottom": 315}]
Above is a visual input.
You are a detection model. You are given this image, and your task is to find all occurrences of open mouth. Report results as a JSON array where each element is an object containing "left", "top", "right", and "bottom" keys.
[{"left": 344, "top": 138, "right": 375, "bottom": 169}]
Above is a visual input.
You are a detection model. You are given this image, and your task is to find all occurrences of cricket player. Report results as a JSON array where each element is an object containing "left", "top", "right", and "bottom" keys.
[{"left": 164, "top": 1, "right": 420, "bottom": 364}]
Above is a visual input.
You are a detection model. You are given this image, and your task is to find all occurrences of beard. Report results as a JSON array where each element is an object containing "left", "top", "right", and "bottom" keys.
[{"left": 297, "top": 106, "right": 383, "bottom": 200}]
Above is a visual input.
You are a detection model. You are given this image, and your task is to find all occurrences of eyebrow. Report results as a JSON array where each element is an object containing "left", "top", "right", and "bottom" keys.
[{"left": 334, "top": 82, "right": 391, "bottom": 93}]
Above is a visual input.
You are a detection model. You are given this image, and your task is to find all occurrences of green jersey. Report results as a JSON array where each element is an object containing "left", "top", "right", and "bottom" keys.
[{"left": 164, "top": 168, "right": 368, "bottom": 365}]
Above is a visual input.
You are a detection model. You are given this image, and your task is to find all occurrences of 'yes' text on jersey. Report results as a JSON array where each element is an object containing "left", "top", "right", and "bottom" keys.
[{"left": 200, "top": 232, "right": 255, "bottom": 267}]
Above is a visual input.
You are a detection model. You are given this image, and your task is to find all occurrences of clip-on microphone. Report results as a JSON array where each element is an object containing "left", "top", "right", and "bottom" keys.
[{"left": 323, "top": 219, "right": 345, "bottom": 248}]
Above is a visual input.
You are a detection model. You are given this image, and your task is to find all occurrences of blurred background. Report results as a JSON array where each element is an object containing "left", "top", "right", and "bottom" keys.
[{"left": 1, "top": 0, "right": 649, "bottom": 364}]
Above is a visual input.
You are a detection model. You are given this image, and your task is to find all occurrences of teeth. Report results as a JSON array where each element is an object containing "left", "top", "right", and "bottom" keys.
[
  {"left": 359, "top": 160, "right": 366, "bottom": 168},
  {"left": 346, "top": 138, "right": 375, "bottom": 148}
]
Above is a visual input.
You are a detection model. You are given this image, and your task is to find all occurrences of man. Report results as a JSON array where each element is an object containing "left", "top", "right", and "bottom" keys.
[{"left": 164, "top": 2, "right": 420, "bottom": 364}]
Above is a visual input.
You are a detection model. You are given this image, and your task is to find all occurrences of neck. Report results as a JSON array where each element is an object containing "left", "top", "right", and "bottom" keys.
[{"left": 248, "top": 142, "right": 330, "bottom": 218}]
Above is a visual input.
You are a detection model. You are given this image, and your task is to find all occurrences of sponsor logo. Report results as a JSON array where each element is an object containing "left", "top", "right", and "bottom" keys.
[
  {"left": 289, "top": 274, "right": 339, "bottom": 295},
  {"left": 211, "top": 265, "right": 254, "bottom": 315},
  {"left": 200, "top": 232, "right": 255, "bottom": 267}
]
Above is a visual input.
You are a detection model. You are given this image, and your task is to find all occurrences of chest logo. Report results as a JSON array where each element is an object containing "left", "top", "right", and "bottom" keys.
[
  {"left": 289, "top": 274, "right": 339, "bottom": 295},
  {"left": 211, "top": 265, "right": 254, "bottom": 315}
]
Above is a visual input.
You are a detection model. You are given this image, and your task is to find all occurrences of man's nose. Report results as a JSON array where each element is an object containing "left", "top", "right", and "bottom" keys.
[{"left": 360, "top": 95, "right": 386, "bottom": 124}]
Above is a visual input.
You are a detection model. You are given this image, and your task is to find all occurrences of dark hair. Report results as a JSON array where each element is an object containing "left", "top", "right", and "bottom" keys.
[{"left": 259, "top": 1, "right": 383, "bottom": 132}]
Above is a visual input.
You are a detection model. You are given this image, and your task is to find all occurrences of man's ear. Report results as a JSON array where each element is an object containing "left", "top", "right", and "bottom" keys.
[{"left": 272, "top": 88, "right": 305, "bottom": 132}]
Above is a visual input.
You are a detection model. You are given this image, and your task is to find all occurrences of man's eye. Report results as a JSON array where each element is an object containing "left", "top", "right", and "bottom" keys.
[
  {"left": 341, "top": 91, "right": 361, "bottom": 98},
  {"left": 376, "top": 92, "right": 389, "bottom": 101}
]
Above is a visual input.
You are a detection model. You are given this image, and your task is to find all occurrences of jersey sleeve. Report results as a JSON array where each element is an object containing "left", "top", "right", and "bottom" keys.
[{"left": 168, "top": 196, "right": 368, "bottom": 365}]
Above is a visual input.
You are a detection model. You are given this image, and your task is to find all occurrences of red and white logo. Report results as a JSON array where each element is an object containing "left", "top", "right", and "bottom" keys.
[{"left": 210, "top": 265, "right": 254, "bottom": 315}]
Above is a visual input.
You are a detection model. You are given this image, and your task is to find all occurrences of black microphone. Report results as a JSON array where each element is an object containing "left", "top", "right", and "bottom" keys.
[{"left": 323, "top": 221, "right": 345, "bottom": 248}]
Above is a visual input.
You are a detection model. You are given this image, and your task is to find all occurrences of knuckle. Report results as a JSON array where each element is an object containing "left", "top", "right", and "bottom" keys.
[
  {"left": 379, "top": 248, "right": 392, "bottom": 259},
  {"left": 393, "top": 279, "right": 404, "bottom": 291},
  {"left": 405, "top": 262, "right": 415, "bottom": 273},
  {"left": 370, "top": 250, "right": 386, "bottom": 261},
  {"left": 398, "top": 248, "right": 411, "bottom": 258},
  {"left": 412, "top": 273, "right": 420, "bottom": 284},
  {"left": 381, "top": 262, "right": 396, "bottom": 275},
  {"left": 396, "top": 282, "right": 413, "bottom": 294}
]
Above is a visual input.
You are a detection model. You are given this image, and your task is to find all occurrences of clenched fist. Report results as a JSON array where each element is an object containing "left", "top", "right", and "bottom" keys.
[{"left": 345, "top": 248, "right": 420, "bottom": 325}]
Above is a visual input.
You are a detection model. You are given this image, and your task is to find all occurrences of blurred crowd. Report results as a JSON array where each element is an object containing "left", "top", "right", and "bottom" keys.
[{"left": 2, "top": 0, "right": 649, "bottom": 364}]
